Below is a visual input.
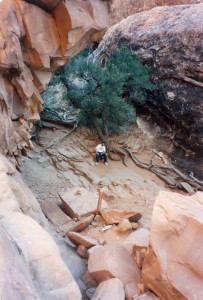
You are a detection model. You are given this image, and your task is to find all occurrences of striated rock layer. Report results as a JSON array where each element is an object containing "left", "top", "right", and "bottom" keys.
[
  {"left": 94, "top": 4, "right": 203, "bottom": 178},
  {"left": 110, "top": 0, "right": 203, "bottom": 25},
  {"left": 0, "top": 0, "right": 110, "bottom": 159},
  {"left": 142, "top": 191, "right": 203, "bottom": 300}
]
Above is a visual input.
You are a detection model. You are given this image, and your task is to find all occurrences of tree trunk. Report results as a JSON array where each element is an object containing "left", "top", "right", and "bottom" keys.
[
  {"left": 90, "top": 113, "right": 109, "bottom": 146},
  {"left": 102, "top": 114, "right": 109, "bottom": 139}
]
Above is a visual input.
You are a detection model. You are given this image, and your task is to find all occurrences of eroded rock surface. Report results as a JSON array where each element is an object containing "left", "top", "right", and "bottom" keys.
[
  {"left": 1, "top": 212, "right": 82, "bottom": 300},
  {"left": 110, "top": 0, "right": 203, "bottom": 24},
  {"left": 0, "top": 225, "right": 40, "bottom": 300},
  {"left": 0, "top": 0, "right": 109, "bottom": 158},
  {"left": 0, "top": 154, "right": 85, "bottom": 299},
  {"left": 142, "top": 191, "right": 203, "bottom": 300},
  {"left": 94, "top": 3, "right": 203, "bottom": 178}
]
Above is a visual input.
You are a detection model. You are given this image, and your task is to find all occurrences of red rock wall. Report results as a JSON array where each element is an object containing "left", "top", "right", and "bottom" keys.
[
  {"left": 142, "top": 191, "right": 203, "bottom": 300},
  {"left": 0, "top": 0, "right": 110, "bottom": 159},
  {"left": 110, "top": 0, "right": 203, "bottom": 24}
]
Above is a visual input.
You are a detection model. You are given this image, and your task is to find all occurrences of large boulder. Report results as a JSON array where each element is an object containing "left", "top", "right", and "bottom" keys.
[
  {"left": 110, "top": 0, "right": 203, "bottom": 24},
  {"left": 88, "top": 244, "right": 141, "bottom": 298},
  {"left": 0, "top": 225, "right": 40, "bottom": 300},
  {"left": 1, "top": 212, "right": 82, "bottom": 300},
  {"left": 142, "top": 191, "right": 203, "bottom": 300},
  {"left": 94, "top": 3, "right": 203, "bottom": 178},
  {"left": 0, "top": 0, "right": 110, "bottom": 158}
]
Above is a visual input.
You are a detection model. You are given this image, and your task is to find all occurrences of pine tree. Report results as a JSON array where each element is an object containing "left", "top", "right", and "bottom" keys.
[{"left": 62, "top": 46, "right": 155, "bottom": 148}]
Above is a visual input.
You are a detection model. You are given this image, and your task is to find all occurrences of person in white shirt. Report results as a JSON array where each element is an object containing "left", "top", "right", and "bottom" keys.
[{"left": 95, "top": 142, "right": 108, "bottom": 165}]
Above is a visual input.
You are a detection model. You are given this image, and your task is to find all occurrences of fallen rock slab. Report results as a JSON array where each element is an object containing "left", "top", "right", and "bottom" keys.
[
  {"left": 59, "top": 188, "right": 108, "bottom": 219},
  {"left": 88, "top": 244, "right": 140, "bottom": 297},
  {"left": 142, "top": 191, "right": 203, "bottom": 300},
  {"left": 100, "top": 208, "right": 142, "bottom": 224},
  {"left": 69, "top": 214, "right": 94, "bottom": 233},
  {"left": 92, "top": 278, "right": 125, "bottom": 300},
  {"left": 41, "top": 199, "right": 72, "bottom": 226},
  {"left": 67, "top": 232, "right": 98, "bottom": 248}
]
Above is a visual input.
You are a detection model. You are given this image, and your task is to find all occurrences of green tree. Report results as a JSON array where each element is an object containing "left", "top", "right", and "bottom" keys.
[
  {"left": 66, "top": 60, "right": 136, "bottom": 145},
  {"left": 107, "top": 45, "right": 155, "bottom": 103},
  {"left": 62, "top": 46, "right": 155, "bottom": 157}
]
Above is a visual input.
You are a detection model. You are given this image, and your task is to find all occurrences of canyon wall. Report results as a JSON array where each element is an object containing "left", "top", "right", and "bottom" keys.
[
  {"left": 0, "top": 0, "right": 110, "bottom": 162},
  {"left": 94, "top": 3, "right": 203, "bottom": 178}
]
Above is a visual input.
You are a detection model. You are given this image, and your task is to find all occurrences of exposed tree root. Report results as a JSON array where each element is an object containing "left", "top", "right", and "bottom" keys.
[
  {"left": 159, "top": 165, "right": 203, "bottom": 188},
  {"left": 124, "top": 146, "right": 202, "bottom": 194},
  {"left": 31, "top": 121, "right": 60, "bottom": 146},
  {"left": 108, "top": 146, "right": 128, "bottom": 166},
  {"left": 43, "top": 121, "right": 78, "bottom": 151}
]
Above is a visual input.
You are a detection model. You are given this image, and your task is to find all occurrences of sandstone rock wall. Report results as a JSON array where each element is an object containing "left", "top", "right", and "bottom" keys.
[
  {"left": 142, "top": 190, "right": 203, "bottom": 300},
  {"left": 110, "top": 0, "right": 203, "bottom": 24},
  {"left": 0, "top": 153, "right": 83, "bottom": 299},
  {"left": 94, "top": 3, "right": 203, "bottom": 178},
  {"left": 0, "top": 0, "right": 109, "bottom": 159}
]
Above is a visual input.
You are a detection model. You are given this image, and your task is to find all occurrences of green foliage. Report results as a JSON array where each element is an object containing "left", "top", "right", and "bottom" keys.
[
  {"left": 52, "top": 45, "right": 155, "bottom": 140},
  {"left": 107, "top": 45, "right": 155, "bottom": 103},
  {"left": 66, "top": 58, "right": 136, "bottom": 136}
]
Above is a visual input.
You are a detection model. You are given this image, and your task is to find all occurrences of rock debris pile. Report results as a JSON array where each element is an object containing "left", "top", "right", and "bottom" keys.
[{"left": 42, "top": 184, "right": 203, "bottom": 300}]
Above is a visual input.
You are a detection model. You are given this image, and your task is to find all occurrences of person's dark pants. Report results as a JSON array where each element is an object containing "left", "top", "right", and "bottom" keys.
[{"left": 96, "top": 152, "right": 107, "bottom": 163}]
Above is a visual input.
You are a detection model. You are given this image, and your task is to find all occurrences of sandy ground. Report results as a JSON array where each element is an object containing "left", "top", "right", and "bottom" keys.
[{"left": 22, "top": 123, "right": 173, "bottom": 229}]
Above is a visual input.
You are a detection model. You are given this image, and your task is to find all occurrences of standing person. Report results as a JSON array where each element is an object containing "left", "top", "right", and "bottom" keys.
[{"left": 95, "top": 142, "right": 108, "bottom": 165}]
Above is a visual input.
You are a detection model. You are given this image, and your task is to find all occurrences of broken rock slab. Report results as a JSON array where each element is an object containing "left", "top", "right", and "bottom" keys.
[
  {"left": 88, "top": 244, "right": 140, "bottom": 298},
  {"left": 67, "top": 232, "right": 98, "bottom": 249},
  {"left": 92, "top": 278, "right": 125, "bottom": 300},
  {"left": 123, "top": 228, "right": 150, "bottom": 255},
  {"left": 41, "top": 199, "right": 72, "bottom": 226},
  {"left": 59, "top": 187, "right": 108, "bottom": 219},
  {"left": 100, "top": 208, "right": 142, "bottom": 224},
  {"left": 68, "top": 214, "right": 94, "bottom": 233}
]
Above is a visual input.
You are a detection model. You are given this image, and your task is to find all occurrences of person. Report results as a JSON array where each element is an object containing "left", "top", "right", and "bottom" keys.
[{"left": 95, "top": 142, "right": 108, "bottom": 165}]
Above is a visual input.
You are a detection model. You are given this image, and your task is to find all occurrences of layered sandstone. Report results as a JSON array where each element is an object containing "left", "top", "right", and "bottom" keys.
[
  {"left": 142, "top": 191, "right": 203, "bottom": 300},
  {"left": 0, "top": 153, "right": 83, "bottom": 299},
  {"left": 110, "top": 0, "right": 203, "bottom": 24},
  {"left": 0, "top": 0, "right": 109, "bottom": 160},
  {"left": 94, "top": 3, "right": 203, "bottom": 178}
]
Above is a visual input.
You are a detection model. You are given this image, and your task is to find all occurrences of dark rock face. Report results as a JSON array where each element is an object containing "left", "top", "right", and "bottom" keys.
[
  {"left": 24, "top": 0, "right": 63, "bottom": 11},
  {"left": 94, "top": 4, "right": 203, "bottom": 178}
]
